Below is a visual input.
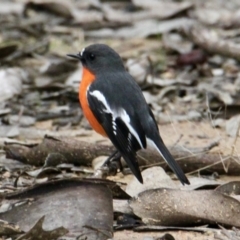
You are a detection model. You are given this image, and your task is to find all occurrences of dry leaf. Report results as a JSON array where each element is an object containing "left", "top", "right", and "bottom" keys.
[{"left": 130, "top": 188, "right": 240, "bottom": 227}]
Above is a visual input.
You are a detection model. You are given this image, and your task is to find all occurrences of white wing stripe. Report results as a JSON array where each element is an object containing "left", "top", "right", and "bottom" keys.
[
  {"left": 89, "top": 90, "right": 144, "bottom": 148},
  {"left": 89, "top": 90, "right": 112, "bottom": 113},
  {"left": 119, "top": 109, "right": 144, "bottom": 149}
]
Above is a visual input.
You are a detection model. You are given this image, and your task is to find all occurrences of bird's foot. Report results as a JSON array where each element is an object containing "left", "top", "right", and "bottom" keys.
[
  {"left": 102, "top": 150, "right": 123, "bottom": 176},
  {"left": 92, "top": 166, "right": 109, "bottom": 179},
  {"left": 92, "top": 151, "right": 123, "bottom": 179}
]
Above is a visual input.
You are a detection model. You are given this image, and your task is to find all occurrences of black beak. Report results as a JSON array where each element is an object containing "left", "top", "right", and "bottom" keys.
[{"left": 67, "top": 53, "right": 82, "bottom": 61}]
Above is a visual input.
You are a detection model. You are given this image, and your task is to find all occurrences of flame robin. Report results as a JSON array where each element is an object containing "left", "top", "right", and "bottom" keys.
[{"left": 67, "top": 44, "right": 189, "bottom": 185}]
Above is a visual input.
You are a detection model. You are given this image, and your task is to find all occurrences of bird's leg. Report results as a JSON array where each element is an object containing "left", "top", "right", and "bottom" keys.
[
  {"left": 102, "top": 150, "right": 123, "bottom": 176},
  {"left": 103, "top": 149, "right": 119, "bottom": 165},
  {"left": 93, "top": 150, "right": 123, "bottom": 179},
  {"left": 93, "top": 150, "right": 121, "bottom": 179}
]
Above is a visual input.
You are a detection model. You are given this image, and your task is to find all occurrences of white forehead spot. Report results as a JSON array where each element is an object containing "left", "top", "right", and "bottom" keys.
[{"left": 80, "top": 48, "right": 85, "bottom": 56}]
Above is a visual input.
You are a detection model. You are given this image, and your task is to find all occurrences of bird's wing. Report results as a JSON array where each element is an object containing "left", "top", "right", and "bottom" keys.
[{"left": 87, "top": 89, "right": 146, "bottom": 183}]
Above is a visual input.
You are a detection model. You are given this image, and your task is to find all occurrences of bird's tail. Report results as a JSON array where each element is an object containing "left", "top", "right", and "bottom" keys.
[
  {"left": 147, "top": 138, "right": 190, "bottom": 185},
  {"left": 121, "top": 152, "right": 143, "bottom": 184}
]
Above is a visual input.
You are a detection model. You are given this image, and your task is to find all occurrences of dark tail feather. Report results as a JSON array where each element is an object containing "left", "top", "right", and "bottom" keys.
[
  {"left": 154, "top": 139, "right": 189, "bottom": 185},
  {"left": 122, "top": 153, "right": 143, "bottom": 184}
]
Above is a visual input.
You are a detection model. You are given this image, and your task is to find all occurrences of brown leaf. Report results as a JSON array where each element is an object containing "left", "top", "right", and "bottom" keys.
[
  {"left": 185, "top": 24, "right": 240, "bottom": 61},
  {"left": 1, "top": 179, "right": 117, "bottom": 239},
  {"left": 176, "top": 49, "right": 207, "bottom": 66},
  {"left": 133, "top": 0, "right": 193, "bottom": 19},
  {"left": 25, "top": 1, "right": 73, "bottom": 19},
  {"left": 215, "top": 181, "right": 240, "bottom": 196},
  {"left": 0, "top": 220, "right": 23, "bottom": 236},
  {"left": 86, "top": 18, "right": 194, "bottom": 39},
  {"left": 130, "top": 188, "right": 240, "bottom": 227},
  {"left": 0, "top": 44, "right": 18, "bottom": 59}
]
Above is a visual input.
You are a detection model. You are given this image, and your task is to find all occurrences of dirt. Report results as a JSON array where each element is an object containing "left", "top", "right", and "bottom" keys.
[{"left": 114, "top": 229, "right": 216, "bottom": 240}]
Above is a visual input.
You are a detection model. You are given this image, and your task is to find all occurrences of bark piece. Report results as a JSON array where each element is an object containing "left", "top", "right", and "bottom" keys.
[
  {"left": 4, "top": 135, "right": 240, "bottom": 175},
  {"left": 4, "top": 135, "right": 114, "bottom": 166}
]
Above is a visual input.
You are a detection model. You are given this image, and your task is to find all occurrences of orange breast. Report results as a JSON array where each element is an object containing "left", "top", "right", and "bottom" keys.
[{"left": 79, "top": 67, "right": 107, "bottom": 136}]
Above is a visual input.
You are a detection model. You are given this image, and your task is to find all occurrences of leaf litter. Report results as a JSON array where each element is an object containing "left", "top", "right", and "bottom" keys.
[
  {"left": 0, "top": 179, "right": 123, "bottom": 240},
  {"left": 1, "top": 0, "right": 240, "bottom": 239}
]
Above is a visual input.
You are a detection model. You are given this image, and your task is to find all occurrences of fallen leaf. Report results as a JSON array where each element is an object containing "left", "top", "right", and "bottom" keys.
[
  {"left": 0, "top": 44, "right": 18, "bottom": 59},
  {"left": 8, "top": 115, "right": 36, "bottom": 127},
  {"left": 133, "top": 0, "right": 193, "bottom": 19},
  {"left": 215, "top": 181, "right": 240, "bottom": 196},
  {"left": 163, "top": 33, "right": 193, "bottom": 54},
  {"left": 130, "top": 188, "right": 240, "bottom": 227},
  {"left": 225, "top": 115, "right": 240, "bottom": 137},
  {"left": 86, "top": 18, "right": 194, "bottom": 39},
  {"left": 0, "top": 1, "right": 24, "bottom": 15},
  {"left": 25, "top": 1, "right": 73, "bottom": 19},
  {"left": 16, "top": 216, "right": 68, "bottom": 240},
  {"left": 126, "top": 167, "right": 177, "bottom": 197},
  {"left": 0, "top": 68, "right": 27, "bottom": 102},
  {"left": 176, "top": 49, "right": 207, "bottom": 66},
  {"left": 0, "top": 220, "right": 22, "bottom": 236},
  {"left": 1, "top": 179, "right": 115, "bottom": 239}
]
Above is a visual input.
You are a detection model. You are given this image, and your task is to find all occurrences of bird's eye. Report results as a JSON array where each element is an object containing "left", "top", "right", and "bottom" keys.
[{"left": 89, "top": 53, "right": 95, "bottom": 61}]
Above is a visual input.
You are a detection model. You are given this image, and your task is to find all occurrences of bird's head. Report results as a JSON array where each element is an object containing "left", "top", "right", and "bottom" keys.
[{"left": 67, "top": 44, "right": 125, "bottom": 74}]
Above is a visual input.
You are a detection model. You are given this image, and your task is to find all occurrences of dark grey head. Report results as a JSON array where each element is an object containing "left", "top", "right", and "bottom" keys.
[{"left": 67, "top": 44, "right": 125, "bottom": 74}]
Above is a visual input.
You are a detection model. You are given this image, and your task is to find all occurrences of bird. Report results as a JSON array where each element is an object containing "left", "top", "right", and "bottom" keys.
[{"left": 67, "top": 44, "right": 189, "bottom": 185}]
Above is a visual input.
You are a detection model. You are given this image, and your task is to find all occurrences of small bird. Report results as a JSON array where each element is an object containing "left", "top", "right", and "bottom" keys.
[{"left": 67, "top": 44, "right": 189, "bottom": 185}]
